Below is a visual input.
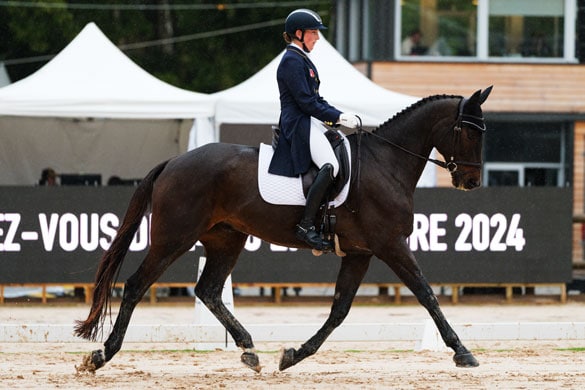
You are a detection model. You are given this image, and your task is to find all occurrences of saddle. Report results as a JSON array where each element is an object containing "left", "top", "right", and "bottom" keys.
[{"left": 271, "top": 126, "right": 350, "bottom": 199}]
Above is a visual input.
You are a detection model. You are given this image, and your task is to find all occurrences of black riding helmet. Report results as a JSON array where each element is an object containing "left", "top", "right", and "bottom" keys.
[
  {"left": 285, "top": 9, "right": 327, "bottom": 34},
  {"left": 284, "top": 9, "right": 327, "bottom": 52}
]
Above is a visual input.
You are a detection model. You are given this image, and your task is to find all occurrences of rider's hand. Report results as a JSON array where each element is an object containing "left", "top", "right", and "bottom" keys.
[{"left": 338, "top": 113, "right": 360, "bottom": 129}]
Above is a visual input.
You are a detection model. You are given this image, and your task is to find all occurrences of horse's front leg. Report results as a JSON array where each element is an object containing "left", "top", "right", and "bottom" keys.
[
  {"left": 279, "top": 253, "right": 371, "bottom": 371},
  {"left": 380, "top": 238, "right": 478, "bottom": 367}
]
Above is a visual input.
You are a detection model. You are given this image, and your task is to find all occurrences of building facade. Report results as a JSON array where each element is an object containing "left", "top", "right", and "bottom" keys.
[{"left": 335, "top": 0, "right": 585, "bottom": 263}]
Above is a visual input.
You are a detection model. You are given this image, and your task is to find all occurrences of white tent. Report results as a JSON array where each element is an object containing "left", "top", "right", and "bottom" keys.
[
  {"left": 0, "top": 62, "right": 10, "bottom": 87},
  {"left": 0, "top": 23, "right": 214, "bottom": 185},
  {"left": 212, "top": 35, "right": 436, "bottom": 186}
]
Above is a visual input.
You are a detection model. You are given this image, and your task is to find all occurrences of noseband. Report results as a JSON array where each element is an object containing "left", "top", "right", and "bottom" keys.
[{"left": 364, "top": 97, "right": 485, "bottom": 173}]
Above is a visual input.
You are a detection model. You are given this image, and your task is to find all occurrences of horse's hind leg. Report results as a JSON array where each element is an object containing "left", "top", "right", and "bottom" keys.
[
  {"left": 90, "top": 242, "right": 194, "bottom": 370},
  {"left": 381, "top": 239, "right": 478, "bottom": 368},
  {"left": 195, "top": 224, "right": 261, "bottom": 372},
  {"left": 279, "top": 253, "right": 372, "bottom": 371}
]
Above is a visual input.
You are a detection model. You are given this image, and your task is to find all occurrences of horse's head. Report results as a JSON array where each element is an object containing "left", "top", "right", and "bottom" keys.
[{"left": 435, "top": 86, "right": 492, "bottom": 190}]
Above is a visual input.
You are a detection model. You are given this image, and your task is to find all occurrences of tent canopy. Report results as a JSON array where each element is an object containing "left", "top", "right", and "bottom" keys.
[
  {"left": 0, "top": 23, "right": 214, "bottom": 119},
  {"left": 0, "top": 23, "right": 214, "bottom": 185},
  {"left": 0, "top": 62, "right": 10, "bottom": 87},
  {"left": 213, "top": 34, "right": 418, "bottom": 128}
]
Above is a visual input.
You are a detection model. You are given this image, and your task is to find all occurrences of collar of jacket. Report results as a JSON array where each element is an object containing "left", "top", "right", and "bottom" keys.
[{"left": 286, "top": 45, "right": 309, "bottom": 59}]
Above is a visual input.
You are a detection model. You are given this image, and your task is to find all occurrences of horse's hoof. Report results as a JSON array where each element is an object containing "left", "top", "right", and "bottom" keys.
[
  {"left": 454, "top": 352, "right": 479, "bottom": 367},
  {"left": 75, "top": 350, "right": 105, "bottom": 374},
  {"left": 91, "top": 349, "right": 106, "bottom": 369},
  {"left": 241, "top": 351, "right": 261, "bottom": 373},
  {"left": 278, "top": 347, "right": 296, "bottom": 371}
]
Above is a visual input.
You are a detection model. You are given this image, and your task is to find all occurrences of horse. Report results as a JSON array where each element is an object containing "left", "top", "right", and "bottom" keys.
[{"left": 75, "top": 86, "right": 493, "bottom": 373}]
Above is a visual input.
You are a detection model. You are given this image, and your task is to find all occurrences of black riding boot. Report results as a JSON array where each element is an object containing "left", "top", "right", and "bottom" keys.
[{"left": 295, "top": 163, "right": 335, "bottom": 251}]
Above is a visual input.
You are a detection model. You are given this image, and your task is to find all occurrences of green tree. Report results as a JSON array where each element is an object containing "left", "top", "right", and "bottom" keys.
[{"left": 0, "top": 0, "right": 335, "bottom": 93}]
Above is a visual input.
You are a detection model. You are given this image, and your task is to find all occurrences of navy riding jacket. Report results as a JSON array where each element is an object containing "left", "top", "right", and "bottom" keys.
[{"left": 268, "top": 45, "right": 342, "bottom": 177}]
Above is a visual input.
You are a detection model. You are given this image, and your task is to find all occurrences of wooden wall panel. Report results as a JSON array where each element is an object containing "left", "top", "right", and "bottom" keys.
[
  {"left": 573, "top": 121, "right": 585, "bottom": 263},
  {"left": 370, "top": 62, "right": 585, "bottom": 113}
]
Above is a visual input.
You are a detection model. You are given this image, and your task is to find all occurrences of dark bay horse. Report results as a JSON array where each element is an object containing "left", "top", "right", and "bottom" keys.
[{"left": 75, "top": 87, "right": 492, "bottom": 373}]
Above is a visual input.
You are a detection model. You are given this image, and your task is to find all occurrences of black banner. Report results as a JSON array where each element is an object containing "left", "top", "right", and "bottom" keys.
[{"left": 0, "top": 186, "right": 573, "bottom": 284}]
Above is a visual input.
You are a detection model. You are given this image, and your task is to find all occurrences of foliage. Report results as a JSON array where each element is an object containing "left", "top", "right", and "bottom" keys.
[{"left": 0, "top": 0, "right": 335, "bottom": 93}]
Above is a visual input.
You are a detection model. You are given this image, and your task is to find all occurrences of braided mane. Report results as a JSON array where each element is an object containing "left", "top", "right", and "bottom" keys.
[{"left": 373, "top": 94, "right": 461, "bottom": 133}]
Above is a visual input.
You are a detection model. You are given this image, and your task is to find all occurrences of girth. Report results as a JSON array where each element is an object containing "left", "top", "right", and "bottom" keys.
[{"left": 271, "top": 126, "right": 350, "bottom": 198}]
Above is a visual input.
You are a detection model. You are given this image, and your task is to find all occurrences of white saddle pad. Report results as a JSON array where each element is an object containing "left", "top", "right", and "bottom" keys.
[{"left": 258, "top": 135, "right": 351, "bottom": 207}]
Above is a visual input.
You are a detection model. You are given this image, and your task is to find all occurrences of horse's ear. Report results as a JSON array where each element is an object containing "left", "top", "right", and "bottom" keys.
[
  {"left": 467, "top": 89, "right": 482, "bottom": 106},
  {"left": 479, "top": 85, "right": 493, "bottom": 105}
]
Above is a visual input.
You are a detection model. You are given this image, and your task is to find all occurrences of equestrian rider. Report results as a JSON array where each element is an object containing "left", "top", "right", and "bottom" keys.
[{"left": 268, "top": 9, "right": 360, "bottom": 251}]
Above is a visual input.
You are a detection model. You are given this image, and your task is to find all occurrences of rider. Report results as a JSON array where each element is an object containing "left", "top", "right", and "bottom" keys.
[{"left": 268, "top": 8, "right": 360, "bottom": 251}]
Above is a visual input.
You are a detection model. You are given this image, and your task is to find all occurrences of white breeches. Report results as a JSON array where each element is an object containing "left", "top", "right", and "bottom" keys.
[{"left": 309, "top": 118, "right": 339, "bottom": 177}]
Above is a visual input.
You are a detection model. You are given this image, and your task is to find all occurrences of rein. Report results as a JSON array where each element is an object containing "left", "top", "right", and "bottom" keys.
[{"left": 367, "top": 128, "right": 453, "bottom": 170}]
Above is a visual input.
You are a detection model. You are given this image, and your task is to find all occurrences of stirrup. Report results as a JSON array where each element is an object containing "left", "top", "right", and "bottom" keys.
[{"left": 295, "top": 224, "right": 333, "bottom": 251}]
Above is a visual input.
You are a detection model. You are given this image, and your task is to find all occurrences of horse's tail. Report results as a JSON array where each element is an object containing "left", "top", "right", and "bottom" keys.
[{"left": 74, "top": 160, "right": 169, "bottom": 341}]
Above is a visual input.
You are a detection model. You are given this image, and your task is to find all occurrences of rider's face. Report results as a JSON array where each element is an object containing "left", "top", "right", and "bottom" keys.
[{"left": 296, "top": 29, "right": 319, "bottom": 52}]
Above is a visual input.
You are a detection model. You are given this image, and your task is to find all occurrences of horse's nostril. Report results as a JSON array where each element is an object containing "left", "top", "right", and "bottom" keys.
[{"left": 467, "top": 178, "right": 480, "bottom": 189}]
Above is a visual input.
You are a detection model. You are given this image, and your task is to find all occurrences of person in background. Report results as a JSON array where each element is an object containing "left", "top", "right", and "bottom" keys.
[
  {"left": 107, "top": 175, "right": 124, "bottom": 186},
  {"left": 39, "top": 167, "right": 58, "bottom": 186},
  {"left": 521, "top": 32, "right": 551, "bottom": 57},
  {"left": 402, "top": 28, "right": 427, "bottom": 55},
  {"left": 268, "top": 8, "right": 360, "bottom": 251}
]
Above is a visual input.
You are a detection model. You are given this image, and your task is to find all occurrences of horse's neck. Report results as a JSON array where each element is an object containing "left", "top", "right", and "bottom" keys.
[
  {"left": 368, "top": 111, "right": 436, "bottom": 189},
  {"left": 379, "top": 116, "right": 434, "bottom": 156}
]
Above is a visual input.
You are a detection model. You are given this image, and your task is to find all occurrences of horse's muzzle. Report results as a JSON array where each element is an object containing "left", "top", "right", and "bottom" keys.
[{"left": 452, "top": 171, "right": 481, "bottom": 190}]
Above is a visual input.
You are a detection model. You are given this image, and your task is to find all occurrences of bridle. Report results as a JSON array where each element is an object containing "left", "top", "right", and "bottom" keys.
[{"left": 360, "top": 97, "right": 486, "bottom": 173}]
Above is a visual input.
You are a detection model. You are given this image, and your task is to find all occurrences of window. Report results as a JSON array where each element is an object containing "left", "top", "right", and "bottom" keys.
[
  {"left": 488, "top": 0, "right": 564, "bottom": 58},
  {"left": 400, "top": 0, "right": 477, "bottom": 57},
  {"left": 396, "top": 0, "right": 576, "bottom": 62},
  {"left": 483, "top": 121, "right": 570, "bottom": 187}
]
